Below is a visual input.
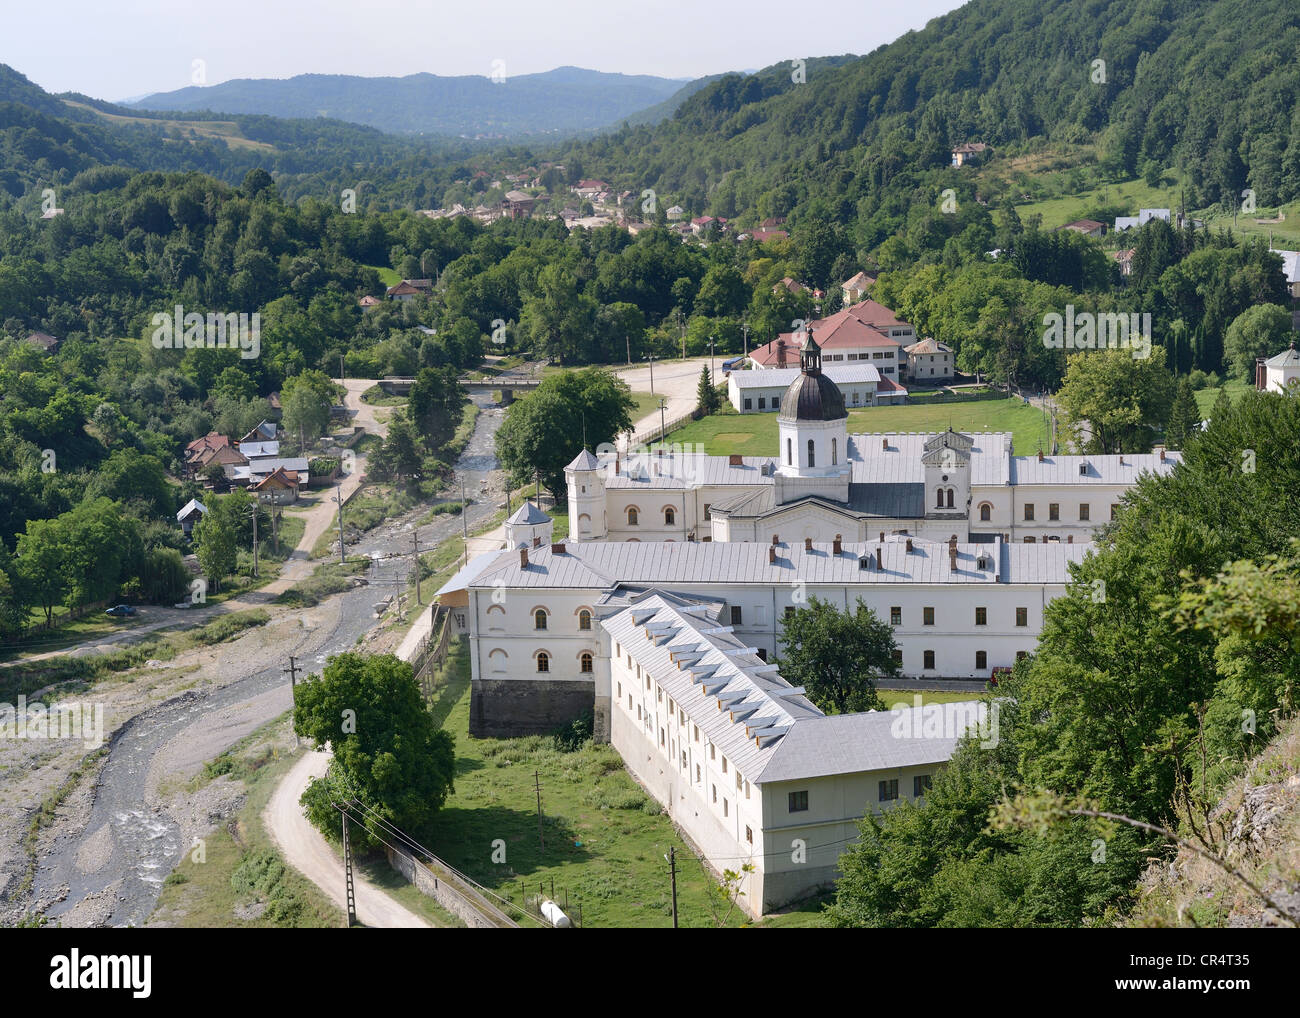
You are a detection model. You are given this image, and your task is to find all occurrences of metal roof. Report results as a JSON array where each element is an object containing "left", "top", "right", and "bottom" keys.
[
  {"left": 468, "top": 536, "right": 1088, "bottom": 591},
  {"left": 506, "top": 500, "right": 551, "bottom": 525},
  {"left": 1009, "top": 452, "right": 1180, "bottom": 485},
  {"left": 566, "top": 449, "right": 600, "bottom": 472},
  {"left": 731, "top": 364, "right": 880, "bottom": 389}
]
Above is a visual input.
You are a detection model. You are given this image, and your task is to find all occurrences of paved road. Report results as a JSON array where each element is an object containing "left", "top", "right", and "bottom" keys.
[
  {"left": 265, "top": 750, "right": 430, "bottom": 928},
  {"left": 612, "top": 356, "right": 717, "bottom": 446}
]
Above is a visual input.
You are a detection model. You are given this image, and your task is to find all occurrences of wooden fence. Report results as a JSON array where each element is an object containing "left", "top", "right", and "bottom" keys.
[{"left": 412, "top": 605, "right": 455, "bottom": 698}]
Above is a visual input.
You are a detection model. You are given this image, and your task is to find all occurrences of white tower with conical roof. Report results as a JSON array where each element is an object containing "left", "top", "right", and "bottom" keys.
[{"left": 565, "top": 448, "right": 606, "bottom": 541}]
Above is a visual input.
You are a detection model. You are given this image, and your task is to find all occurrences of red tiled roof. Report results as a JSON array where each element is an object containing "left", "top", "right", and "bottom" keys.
[{"left": 749, "top": 300, "right": 911, "bottom": 366}]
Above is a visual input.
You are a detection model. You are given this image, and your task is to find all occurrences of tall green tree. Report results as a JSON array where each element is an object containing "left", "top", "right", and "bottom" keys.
[
  {"left": 1222, "top": 303, "right": 1294, "bottom": 382},
  {"left": 776, "top": 596, "right": 898, "bottom": 714},
  {"left": 695, "top": 364, "right": 721, "bottom": 415},
  {"left": 1056, "top": 347, "right": 1175, "bottom": 454},
  {"left": 1165, "top": 377, "right": 1200, "bottom": 450},
  {"left": 295, "top": 652, "right": 455, "bottom": 850}
]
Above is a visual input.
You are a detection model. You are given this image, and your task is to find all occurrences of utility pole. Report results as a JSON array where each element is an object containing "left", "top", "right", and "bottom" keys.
[
  {"left": 645, "top": 353, "right": 656, "bottom": 394},
  {"left": 658, "top": 398, "right": 668, "bottom": 445},
  {"left": 461, "top": 477, "right": 469, "bottom": 567},
  {"left": 709, "top": 337, "right": 715, "bottom": 381},
  {"left": 742, "top": 321, "right": 749, "bottom": 358},
  {"left": 625, "top": 335, "right": 631, "bottom": 366},
  {"left": 283, "top": 656, "right": 300, "bottom": 747},
  {"left": 668, "top": 846, "right": 679, "bottom": 928},
  {"left": 249, "top": 503, "right": 259, "bottom": 578},
  {"left": 534, "top": 770, "right": 545, "bottom": 852},
  {"left": 411, "top": 529, "right": 422, "bottom": 606},
  {"left": 341, "top": 809, "right": 357, "bottom": 928},
  {"left": 334, "top": 484, "right": 345, "bottom": 564},
  {"left": 339, "top": 354, "right": 345, "bottom": 385}
]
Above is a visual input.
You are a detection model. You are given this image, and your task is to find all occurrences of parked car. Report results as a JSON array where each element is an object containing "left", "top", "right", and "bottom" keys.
[
  {"left": 105, "top": 604, "right": 136, "bottom": 617},
  {"left": 173, "top": 600, "right": 193, "bottom": 609}
]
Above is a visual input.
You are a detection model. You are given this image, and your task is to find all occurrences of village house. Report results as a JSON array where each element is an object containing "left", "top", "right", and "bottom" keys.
[
  {"left": 727, "top": 363, "right": 902, "bottom": 413},
  {"left": 749, "top": 300, "right": 913, "bottom": 378},
  {"left": 1061, "top": 219, "right": 1105, "bottom": 238},
  {"left": 1256, "top": 342, "right": 1300, "bottom": 393},
  {"left": 176, "top": 498, "right": 207, "bottom": 537},
  {"left": 24, "top": 331, "right": 60, "bottom": 352},
  {"left": 1113, "top": 248, "right": 1135, "bottom": 278},
  {"left": 1271, "top": 249, "right": 1300, "bottom": 298},
  {"left": 840, "top": 271, "right": 876, "bottom": 304},
  {"left": 902, "top": 336, "right": 955, "bottom": 382},
  {"left": 385, "top": 279, "right": 433, "bottom": 302},
  {"left": 253, "top": 466, "right": 300, "bottom": 504},
  {"left": 950, "top": 142, "right": 989, "bottom": 167}
]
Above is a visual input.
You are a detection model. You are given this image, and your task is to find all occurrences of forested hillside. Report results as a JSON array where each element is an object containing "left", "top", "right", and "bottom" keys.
[{"left": 556, "top": 0, "right": 1300, "bottom": 224}]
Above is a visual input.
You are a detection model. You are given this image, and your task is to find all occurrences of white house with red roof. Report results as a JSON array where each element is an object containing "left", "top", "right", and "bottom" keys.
[{"left": 749, "top": 299, "right": 914, "bottom": 379}]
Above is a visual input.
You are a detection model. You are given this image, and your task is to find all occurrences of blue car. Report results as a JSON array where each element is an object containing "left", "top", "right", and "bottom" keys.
[{"left": 105, "top": 604, "right": 136, "bottom": 617}]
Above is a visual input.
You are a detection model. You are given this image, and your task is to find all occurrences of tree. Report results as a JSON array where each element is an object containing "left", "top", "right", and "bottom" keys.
[
  {"left": 281, "top": 369, "right": 336, "bottom": 452},
  {"left": 15, "top": 518, "right": 69, "bottom": 625},
  {"left": 193, "top": 508, "right": 237, "bottom": 593},
  {"left": 407, "top": 366, "right": 465, "bottom": 449},
  {"left": 495, "top": 368, "right": 636, "bottom": 495},
  {"left": 294, "top": 652, "right": 455, "bottom": 850},
  {"left": 1056, "top": 347, "right": 1175, "bottom": 454},
  {"left": 695, "top": 364, "right": 722, "bottom": 415},
  {"left": 1223, "top": 303, "right": 1294, "bottom": 382},
  {"left": 1165, "top": 378, "right": 1200, "bottom": 450},
  {"left": 776, "top": 596, "right": 898, "bottom": 714}
]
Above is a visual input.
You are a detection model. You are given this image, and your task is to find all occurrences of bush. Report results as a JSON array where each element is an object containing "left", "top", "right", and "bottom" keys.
[{"left": 552, "top": 710, "right": 594, "bottom": 752}]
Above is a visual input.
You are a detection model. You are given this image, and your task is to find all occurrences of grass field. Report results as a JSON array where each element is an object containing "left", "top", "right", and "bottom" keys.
[
  {"left": 365, "top": 264, "right": 402, "bottom": 288},
  {"left": 425, "top": 644, "right": 769, "bottom": 927},
  {"left": 1194, "top": 379, "right": 1251, "bottom": 418},
  {"left": 655, "top": 397, "right": 1051, "bottom": 458}
]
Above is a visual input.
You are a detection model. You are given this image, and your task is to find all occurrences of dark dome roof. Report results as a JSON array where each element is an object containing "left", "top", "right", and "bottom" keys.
[{"left": 779, "top": 371, "right": 847, "bottom": 421}]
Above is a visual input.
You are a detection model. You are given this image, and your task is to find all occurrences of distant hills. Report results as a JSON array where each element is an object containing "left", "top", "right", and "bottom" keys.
[{"left": 129, "top": 66, "right": 693, "bottom": 137}]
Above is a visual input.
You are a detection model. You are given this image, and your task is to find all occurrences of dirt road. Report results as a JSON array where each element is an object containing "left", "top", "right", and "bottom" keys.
[{"left": 265, "top": 751, "right": 430, "bottom": 929}]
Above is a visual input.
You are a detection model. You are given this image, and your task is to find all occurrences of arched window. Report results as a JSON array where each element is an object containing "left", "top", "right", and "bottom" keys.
[
  {"left": 580, "top": 652, "right": 593, "bottom": 673},
  {"left": 787, "top": 438, "right": 792, "bottom": 465},
  {"left": 831, "top": 438, "right": 837, "bottom": 466},
  {"left": 664, "top": 506, "right": 676, "bottom": 526},
  {"left": 578, "top": 609, "right": 592, "bottom": 631},
  {"left": 578, "top": 513, "right": 591, "bottom": 535},
  {"left": 936, "top": 488, "right": 945, "bottom": 509},
  {"left": 946, "top": 488, "right": 955, "bottom": 509},
  {"left": 536, "top": 651, "right": 550, "bottom": 673},
  {"left": 627, "top": 507, "right": 639, "bottom": 526},
  {"left": 979, "top": 502, "right": 992, "bottom": 522},
  {"left": 534, "top": 608, "right": 548, "bottom": 631},
  {"left": 807, "top": 439, "right": 815, "bottom": 468}
]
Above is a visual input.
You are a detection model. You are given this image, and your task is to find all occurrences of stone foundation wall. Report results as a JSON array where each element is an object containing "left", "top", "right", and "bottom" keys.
[{"left": 469, "top": 678, "right": 594, "bottom": 738}]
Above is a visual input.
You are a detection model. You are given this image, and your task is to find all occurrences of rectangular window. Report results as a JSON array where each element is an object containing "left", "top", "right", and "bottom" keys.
[
  {"left": 637, "top": 705, "right": 642, "bottom": 720},
  {"left": 758, "top": 396, "right": 766, "bottom": 409},
  {"left": 735, "top": 771, "right": 743, "bottom": 792},
  {"left": 1110, "top": 504, "right": 1119, "bottom": 521},
  {"left": 723, "top": 798, "right": 729, "bottom": 817},
  {"left": 975, "top": 607, "right": 987, "bottom": 626},
  {"left": 696, "top": 764, "right": 701, "bottom": 783},
  {"left": 693, "top": 724, "right": 699, "bottom": 742},
  {"left": 709, "top": 743, "right": 715, "bottom": 760},
  {"left": 744, "top": 780, "right": 750, "bottom": 799},
  {"left": 923, "top": 650, "right": 935, "bottom": 670},
  {"left": 784, "top": 606, "right": 796, "bottom": 620},
  {"left": 680, "top": 709, "right": 686, "bottom": 726},
  {"left": 616, "top": 682, "right": 621, "bottom": 698},
  {"left": 730, "top": 605, "right": 743, "bottom": 625},
  {"left": 721, "top": 756, "right": 728, "bottom": 774},
  {"left": 788, "top": 790, "right": 809, "bottom": 813},
  {"left": 879, "top": 779, "right": 899, "bottom": 802},
  {"left": 923, "top": 606, "right": 934, "bottom": 626},
  {"left": 891, "top": 648, "right": 902, "bottom": 665},
  {"left": 656, "top": 686, "right": 662, "bottom": 702},
  {"left": 704, "top": 504, "right": 712, "bottom": 521},
  {"left": 1024, "top": 503, "right": 1035, "bottom": 521},
  {"left": 743, "top": 398, "right": 752, "bottom": 411},
  {"left": 976, "top": 650, "right": 987, "bottom": 669},
  {"left": 890, "top": 606, "right": 902, "bottom": 626},
  {"left": 1079, "top": 503, "right": 1090, "bottom": 521},
  {"left": 1016, "top": 650, "right": 1028, "bottom": 661},
  {"left": 627, "top": 694, "right": 632, "bottom": 709},
  {"left": 745, "top": 825, "right": 753, "bottom": 844},
  {"left": 914, "top": 775, "right": 932, "bottom": 797},
  {"left": 659, "top": 728, "right": 665, "bottom": 746},
  {"left": 712, "top": 784, "right": 717, "bottom": 804},
  {"left": 1016, "top": 607, "right": 1028, "bottom": 627},
  {"left": 1049, "top": 503, "right": 1059, "bottom": 521}
]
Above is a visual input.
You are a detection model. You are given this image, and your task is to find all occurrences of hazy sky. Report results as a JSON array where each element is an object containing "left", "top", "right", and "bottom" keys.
[{"left": 4, "top": 0, "right": 966, "bottom": 102}]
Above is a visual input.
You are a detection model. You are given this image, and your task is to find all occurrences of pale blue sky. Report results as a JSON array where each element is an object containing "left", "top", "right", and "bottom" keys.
[{"left": 4, "top": 0, "right": 966, "bottom": 102}]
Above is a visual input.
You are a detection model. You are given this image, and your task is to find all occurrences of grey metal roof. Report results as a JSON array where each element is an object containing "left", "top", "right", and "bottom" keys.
[
  {"left": 846, "top": 482, "right": 926, "bottom": 518},
  {"left": 1010, "top": 452, "right": 1180, "bottom": 485},
  {"left": 176, "top": 498, "right": 207, "bottom": 521},
  {"left": 468, "top": 536, "right": 1087, "bottom": 591},
  {"left": 756, "top": 703, "right": 988, "bottom": 783},
  {"left": 1264, "top": 343, "right": 1300, "bottom": 367},
  {"left": 566, "top": 449, "right": 600, "bottom": 472},
  {"left": 436, "top": 549, "right": 516, "bottom": 597},
  {"left": 506, "top": 500, "right": 551, "bottom": 525},
  {"left": 606, "top": 453, "right": 772, "bottom": 489},
  {"left": 732, "top": 364, "right": 880, "bottom": 389},
  {"left": 602, "top": 592, "right": 822, "bottom": 778},
  {"left": 848, "top": 432, "right": 1012, "bottom": 487}
]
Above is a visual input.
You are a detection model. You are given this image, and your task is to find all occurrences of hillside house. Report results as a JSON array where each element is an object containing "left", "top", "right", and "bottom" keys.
[{"left": 951, "top": 142, "right": 989, "bottom": 167}]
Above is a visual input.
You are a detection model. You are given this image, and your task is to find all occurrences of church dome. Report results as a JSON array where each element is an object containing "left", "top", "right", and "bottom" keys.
[
  {"left": 778, "top": 326, "right": 847, "bottom": 421},
  {"left": 780, "top": 372, "right": 847, "bottom": 421}
]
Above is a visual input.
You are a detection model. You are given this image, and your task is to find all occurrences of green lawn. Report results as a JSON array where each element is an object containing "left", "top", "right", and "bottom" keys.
[
  {"left": 365, "top": 264, "right": 401, "bottom": 288},
  {"left": 629, "top": 390, "right": 662, "bottom": 424},
  {"left": 1193, "top": 379, "right": 1252, "bottom": 418},
  {"left": 424, "top": 643, "right": 753, "bottom": 927},
  {"left": 656, "top": 397, "right": 1051, "bottom": 458}
]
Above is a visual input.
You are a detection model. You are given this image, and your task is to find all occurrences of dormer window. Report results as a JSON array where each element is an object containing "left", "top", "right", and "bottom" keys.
[{"left": 1078, "top": 462, "right": 1088, "bottom": 476}]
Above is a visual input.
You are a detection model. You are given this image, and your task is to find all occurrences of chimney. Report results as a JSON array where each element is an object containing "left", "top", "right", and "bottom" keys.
[
  {"left": 906, "top": 538, "right": 913, "bottom": 553},
  {"left": 1067, "top": 535, "right": 1073, "bottom": 544},
  {"left": 832, "top": 534, "right": 842, "bottom": 555},
  {"left": 802, "top": 537, "right": 811, "bottom": 552},
  {"left": 1159, "top": 448, "right": 1166, "bottom": 462},
  {"left": 949, "top": 547, "right": 958, "bottom": 569},
  {"left": 1119, "top": 455, "right": 1125, "bottom": 466},
  {"left": 519, "top": 547, "right": 529, "bottom": 568},
  {"left": 729, "top": 454, "right": 743, "bottom": 466},
  {"left": 879, "top": 531, "right": 885, "bottom": 543},
  {"left": 768, "top": 545, "right": 776, "bottom": 564},
  {"left": 882, "top": 438, "right": 888, "bottom": 451},
  {"left": 878, "top": 545, "right": 884, "bottom": 569},
  {"left": 615, "top": 454, "right": 621, "bottom": 475},
  {"left": 551, "top": 543, "right": 565, "bottom": 554},
  {"left": 1037, "top": 449, "right": 1044, "bottom": 462},
  {"left": 772, "top": 534, "right": 779, "bottom": 546}
]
